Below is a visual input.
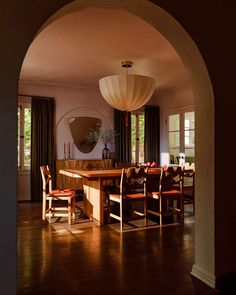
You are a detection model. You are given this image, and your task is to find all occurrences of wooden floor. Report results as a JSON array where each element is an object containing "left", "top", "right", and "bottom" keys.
[{"left": 17, "top": 202, "right": 219, "bottom": 295}]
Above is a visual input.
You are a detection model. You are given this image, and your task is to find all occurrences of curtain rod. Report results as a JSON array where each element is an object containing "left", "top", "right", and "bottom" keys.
[
  {"left": 18, "top": 94, "right": 32, "bottom": 98},
  {"left": 18, "top": 94, "right": 54, "bottom": 100}
]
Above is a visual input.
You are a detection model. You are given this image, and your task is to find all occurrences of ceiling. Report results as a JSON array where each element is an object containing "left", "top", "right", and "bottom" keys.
[{"left": 20, "top": 7, "right": 190, "bottom": 94}]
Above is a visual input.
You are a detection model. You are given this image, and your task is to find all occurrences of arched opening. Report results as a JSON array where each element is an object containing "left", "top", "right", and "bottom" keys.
[{"left": 17, "top": 0, "right": 215, "bottom": 291}]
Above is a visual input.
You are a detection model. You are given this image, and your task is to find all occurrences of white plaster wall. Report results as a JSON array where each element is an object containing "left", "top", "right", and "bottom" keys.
[
  {"left": 18, "top": 81, "right": 114, "bottom": 201},
  {"left": 19, "top": 81, "right": 114, "bottom": 160},
  {"left": 17, "top": 170, "right": 31, "bottom": 201}
]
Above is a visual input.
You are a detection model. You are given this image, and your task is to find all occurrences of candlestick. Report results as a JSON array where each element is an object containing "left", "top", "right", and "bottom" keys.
[
  {"left": 68, "top": 142, "right": 70, "bottom": 160},
  {"left": 64, "top": 142, "right": 67, "bottom": 160}
]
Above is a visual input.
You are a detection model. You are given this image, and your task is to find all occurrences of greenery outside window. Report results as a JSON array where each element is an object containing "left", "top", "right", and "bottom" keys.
[
  {"left": 131, "top": 111, "right": 144, "bottom": 164},
  {"left": 18, "top": 103, "right": 31, "bottom": 169}
]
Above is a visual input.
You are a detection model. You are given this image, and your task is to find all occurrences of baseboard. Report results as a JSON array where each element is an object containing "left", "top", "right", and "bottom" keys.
[
  {"left": 18, "top": 195, "right": 31, "bottom": 202},
  {"left": 191, "top": 264, "right": 216, "bottom": 288}
]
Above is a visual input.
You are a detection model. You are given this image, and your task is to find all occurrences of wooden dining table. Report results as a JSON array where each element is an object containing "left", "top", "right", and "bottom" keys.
[{"left": 59, "top": 167, "right": 161, "bottom": 225}]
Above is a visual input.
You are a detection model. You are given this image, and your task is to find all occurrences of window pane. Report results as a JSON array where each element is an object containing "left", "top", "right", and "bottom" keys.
[
  {"left": 166, "top": 110, "right": 194, "bottom": 164},
  {"left": 185, "top": 130, "right": 194, "bottom": 147},
  {"left": 169, "top": 131, "right": 179, "bottom": 148},
  {"left": 185, "top": 111, "right": 195, "bottom": 130},
  {"left": 131, "top": 114, "right": 136, "bottom": 163},
  {"left": 168, "top": 114, "right": 180, "bottom": 160},
  {"left": 185, "top": 148, "right": 195, "bottom": 157},
  {"left": 169, "top": 114, "right": 179, "bottom": 131},
  {"left": 24, "top": 108, "right": 31, "bottom": 167},
  {"left": 184, "top": 111, "right": 195, "bottom": 156},
  {"left": 131, "top": 112, "right": 145, "bottom": 164},
  {"left": 138, "top": 114, "right": 144, "bottom": 163}
]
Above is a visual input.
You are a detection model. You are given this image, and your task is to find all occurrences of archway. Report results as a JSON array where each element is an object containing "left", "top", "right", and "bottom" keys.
[
  {"left": 0, "top": 1, "right": 215, "bottom": 293},
  {"left": 38, "top": 0, "right": 214, "bottom": 287}
]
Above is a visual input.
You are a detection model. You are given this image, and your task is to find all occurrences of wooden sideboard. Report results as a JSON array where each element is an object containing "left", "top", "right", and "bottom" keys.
[{"left": 56, "top": 159, "right": 113, "bottom": 191}]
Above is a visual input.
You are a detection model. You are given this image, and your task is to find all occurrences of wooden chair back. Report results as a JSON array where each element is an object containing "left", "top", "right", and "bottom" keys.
[
  {"left": 160, "top": 166, "right": 183, "bottom": 193},
  {"left": 40, "top": 165, "right": 53, "bottom": 195},
  {"left": 108, "top": 166, "right": 148, "bottom": 230},
  {"left": 121, "top": 167, "right": 148, "bottom": 196},
  {"left": 183, "top": 168, "right": 195, "bottom": 183}
]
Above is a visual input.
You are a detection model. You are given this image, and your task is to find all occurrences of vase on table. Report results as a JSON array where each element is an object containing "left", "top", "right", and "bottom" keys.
[{"left": 102, "top": 144, "right": 110, "bottom": 159}]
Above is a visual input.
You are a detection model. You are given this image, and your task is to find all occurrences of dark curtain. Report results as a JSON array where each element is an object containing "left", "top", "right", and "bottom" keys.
[
  {"left": 144, "top": 105, "right": 160, "bottom": 164},
  {"left": 31, "top": 96, "right": 55, "bottom": 202},
  {"left": 114, "top": 109, "right": 131, "bottom": 163}
]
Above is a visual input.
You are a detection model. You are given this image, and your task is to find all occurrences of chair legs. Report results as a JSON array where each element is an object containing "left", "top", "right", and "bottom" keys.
[
  {"left": 109, "top": 198, "right": 148, "bottom": 232},
  {"left": 42, "top": 195, "right": 76, "bottom": 225},
  {"left": 67, "top": 195, "right": 76, "bottom": 225},
  {"left": 68, "top": 198, "right": 72, "bottom": 225},
  {"left": 42, "top": 195, "right": 46, "bottom": 220},
  {"left": 147, "top": 195, "right": 183, "bottom": 227},
  {"left": 159, "top": 196, "right": 163, "bottom": 227},
  {"left": 72, "top": 195, "right": 76, "bottom": 219},
  {"left": 48, "top": 199, "right": 52, "bottom": 219},
  {"left": 144, "top": 197, "right": 148, "bottom": 227},
  {"left": 120, "top": 200, "right": 123, "bottom": 232}
]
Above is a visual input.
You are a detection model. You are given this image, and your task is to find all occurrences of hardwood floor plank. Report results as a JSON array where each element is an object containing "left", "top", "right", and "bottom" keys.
[{"left": 17, "top": 202, "right": 217, "bottom": 295}]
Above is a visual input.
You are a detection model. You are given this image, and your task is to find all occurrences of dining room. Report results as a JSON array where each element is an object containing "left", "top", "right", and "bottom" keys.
[
  {"left": 17, "top": 2, "right": 196, "bottom": 235},
  {"left": 10, "top": 0, "right": 227, "bottom": 294},
  {"left": 17, "top": 4, "right": 195, "bottom": 204}
]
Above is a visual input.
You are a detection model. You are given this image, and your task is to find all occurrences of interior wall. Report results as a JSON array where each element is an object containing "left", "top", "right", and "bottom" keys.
[
  {"left": 1, "top": 0, "right": 74, "bottom": 293},
  {"left": 18, "top": 81, "right": 114, "bottom": 201},
  {"left": 17, "top": 170, "right": 31, "bottom": 201},
  {"left": 150, "top": 85, "right": 194, "bottom": 153},
  {"left": 19, "top": 81, "right": 114, "bottom": 159}
]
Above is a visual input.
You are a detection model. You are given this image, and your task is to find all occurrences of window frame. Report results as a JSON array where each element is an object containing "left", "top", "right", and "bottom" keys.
[
  {"left": 18, "top": 100, "right": 31, "bottom": 170},
  {"left": 164, "top": 105, "right": 194, "bottom": 160},
  {"left": 131, "top": 109, "right": 145, "bottom": 164}
]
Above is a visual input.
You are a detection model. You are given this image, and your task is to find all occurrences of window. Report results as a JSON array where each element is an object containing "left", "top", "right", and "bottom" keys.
[
  {"left": 168, "top": 114, "right": 180, "bottom": 159},
  {"left": 18, "top": 103, "right": 31, "bottom": 169},
  {"left": 165, "top": 107, "right": 195, "bottom": 162},
  {"left": 131, "top": 111, "right": 144, "bottom": 164},
  {"left": 184, "top": 111, "right": 195, "bottom": 158}
]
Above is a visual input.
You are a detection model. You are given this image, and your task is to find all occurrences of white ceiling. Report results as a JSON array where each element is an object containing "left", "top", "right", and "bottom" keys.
[{"left": 20, "top": 8, "right": 190, "bottom": 94}]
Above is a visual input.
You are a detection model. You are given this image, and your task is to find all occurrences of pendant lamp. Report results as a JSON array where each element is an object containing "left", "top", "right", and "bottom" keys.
[{"left": 99, "top": 61, "right": 155, "bottom": 112}]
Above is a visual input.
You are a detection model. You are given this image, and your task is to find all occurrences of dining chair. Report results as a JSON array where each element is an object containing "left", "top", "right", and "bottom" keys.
[
  {"left": 183, "top": 167, "right": 195, "bottom": 213},
  {"left": 40, "top": 165, "right": 76, "bottom": 225},
  {"left": 147, "top": 165, "right": 184, "bottom": 226},
  {"left": 103, "top": 162, "right": 131, "bottom": 199},
  {"left": 108, "top": 166, "right": 148, "bottom": 231},
  {"left": 190, "top": 162, "right": 195, "bottom": 170}
]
